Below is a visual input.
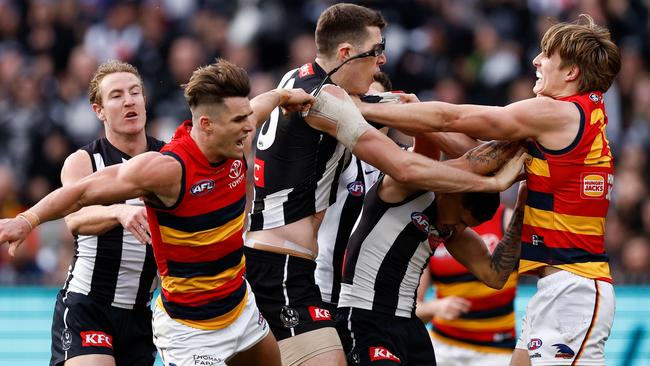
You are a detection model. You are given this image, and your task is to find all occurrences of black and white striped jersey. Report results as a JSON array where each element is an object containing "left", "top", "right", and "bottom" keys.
[
  {"left": 315, "top": 155, "right": 380, "bottom": 305},
  {"left": 249, "top": 62, "right": 347, "bottom": 231},
  {"left": 63, "top": 136, "right": 163, "bottom": 309},
  {"left": 339, "top": 176, "right": 438, "bottom": 318}
]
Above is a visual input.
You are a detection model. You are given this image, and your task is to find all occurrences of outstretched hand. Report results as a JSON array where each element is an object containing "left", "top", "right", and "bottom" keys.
[{"left": 0, "top": 218, "right": 32, "bottom": 256}]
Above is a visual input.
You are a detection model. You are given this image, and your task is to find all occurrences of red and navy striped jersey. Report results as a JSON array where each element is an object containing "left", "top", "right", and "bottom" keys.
[
  {"left": 520, "top": 91, "right": 614, "bottom": 282},
  {"left": 146, "top": 121, "right": 248, "bottom": 330}
]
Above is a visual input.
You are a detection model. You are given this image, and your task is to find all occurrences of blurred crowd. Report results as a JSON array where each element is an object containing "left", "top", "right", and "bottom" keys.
[{"left": 0, "top": 0, "right": 648, "bottom": 285}]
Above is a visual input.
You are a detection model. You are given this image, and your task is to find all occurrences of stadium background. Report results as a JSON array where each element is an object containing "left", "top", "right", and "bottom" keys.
[{"left": 0, "top": 0, "right": 648, "bottom": 364}]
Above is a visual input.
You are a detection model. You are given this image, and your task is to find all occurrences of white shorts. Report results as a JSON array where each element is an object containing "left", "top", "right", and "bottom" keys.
[
  {"left": 515, "top": 270, "right": 615, "bottom": 366},
  {"left": 430, "top": 336, "right": 512, "bottom": 366},
  {"left": 152, "top": 283, "right": 270, "bottom": 366}
]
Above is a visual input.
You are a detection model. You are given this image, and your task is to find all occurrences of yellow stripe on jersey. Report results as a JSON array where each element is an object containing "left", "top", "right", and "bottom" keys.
[
  {"left": 524, "top": 207, "right": 605, "bottom": 236},
  {"left": 584, "top": 133, "right": 612, "bottom": 168},
  {"left": 160, "top": 212, "right": 245, "bottom": 246},
  {"left": 162, "top": 257, "right": 245, "bottom": 294},
  {"left": 555, "top": 262, "right": 611, "bottom": 280},
  {"left": 430, "top": 331, "right": 513, "bottom": 354},
  {"left": 437, "top": 275, "right": 517, "bottom": 299},
  {"left": 525, "top": 157, "right": 550, "bottom": 177},
  {"left": 156, "top": 291, "right": 248, "bottom": 330},
  {"left": 519, "top": 261, "right": 611, "bottom": 280},
  {"left": 435, "top": 312, "right": 515, "bottom": 331}
]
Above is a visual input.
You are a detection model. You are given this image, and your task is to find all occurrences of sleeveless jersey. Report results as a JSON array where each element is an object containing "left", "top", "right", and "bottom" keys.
[
  {"left": 521, "top": 91, "right": 614, "bottom": 282},
  {"left": 429, "top": 204, "right": 517, "bottom": 353},
  {"left": 249, "top": 62, "right": 347, "bottom": 230},
  {"left": 64, "top": 136, "right": 162, "bottom": 309},
  {"left": 315, "top": 155, "right": 380, "bottom": 305},
  {"left": 146, "top": 121, "right": 248, "bottom": 330},
  {"left": 339, "top": 176, "right": 439, "bottom": 318}
]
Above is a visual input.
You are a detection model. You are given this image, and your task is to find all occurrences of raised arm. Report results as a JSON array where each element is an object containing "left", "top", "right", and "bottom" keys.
[
  {"left": 0, "top": 152, "right": 181, "bottom": 255},
  {"left": 358, "top": 95, "right": 579, "bottom": 146},
  {"left": 61, "top": 150, "right": 152, "bottom": 244},
  {"left": 305, "top": 85, "right": 526, "bottom": 193},
  {"left": 444, "top": 182, "right": 526, "bottom": 289}
]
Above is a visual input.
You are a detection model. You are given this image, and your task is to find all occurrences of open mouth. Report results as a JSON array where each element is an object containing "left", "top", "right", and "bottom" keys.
[
  {"left": 535, "top": 71, "right": 542, "bottom": 80},
  {"left": 125, "top": 111, "right": 138, "bottom": 119}
]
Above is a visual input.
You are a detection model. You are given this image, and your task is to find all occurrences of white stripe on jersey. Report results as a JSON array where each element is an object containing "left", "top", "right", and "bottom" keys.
[
  {"left": 315, "top": 157, "right": 379, "bottom": 303},
  {"left": 66, "top": 154, "right": 154, "bottom": 309},
  {"left": 338, "top": 192, "right": 435, "bottom": 317},
  {"left": 314, "top": 143, "right": 347, "bottom": 213}
]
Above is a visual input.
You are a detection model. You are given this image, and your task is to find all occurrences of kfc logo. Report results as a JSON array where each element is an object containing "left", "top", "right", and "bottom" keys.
[
  {"left": 308, "top": 306, "right": 332, "bottom": 321},
  {"left": 369, "top": 346, "right": 401, "bottom": 363},
  {"left": 254, "top": 158, "right": 265, "bottom": 188},
  {"left": 81, "top": 331, "right": 112, "bottom": 348}
]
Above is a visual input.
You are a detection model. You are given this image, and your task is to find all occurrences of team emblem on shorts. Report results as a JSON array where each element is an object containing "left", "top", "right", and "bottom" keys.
[
  {"left": 527, "top": 338, "right": 542, "bottom": 350},
  {"left": 553, "top": 343, "right": 575, "bottom": 359},
  {"left": 280, "top": 305, "right": 299, "bottom": 328},
  {"left": 61, "top": 328, "right": 72, "bottom": 351}
]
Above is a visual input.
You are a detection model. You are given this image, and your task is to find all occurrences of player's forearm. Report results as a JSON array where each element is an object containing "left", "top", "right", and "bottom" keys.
[
  {"left": 419, "top": 132, "right": 479, "bottom": 159},
  {"left": 361, "top": 101, "right": 460, "bottom": 133},
  {"left": 488, "top": 207, "right": 524, "bottom": 288},
  {"left": 459, "top": 140, "right": 522, "bottom": 175},
  {"left": 400, "top": 154, "right": 501, "bottom": 193},
  {"left": 65, "top": 205, "right": 123, "bottom": 235},
  {"left": 250, "top": 89, "right": 287, "bottom": 128}
]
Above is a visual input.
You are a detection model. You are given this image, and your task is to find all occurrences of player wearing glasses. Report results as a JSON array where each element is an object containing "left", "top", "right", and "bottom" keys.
[{"left": 245, "top": 3, "right": 525, "bottom": 366}]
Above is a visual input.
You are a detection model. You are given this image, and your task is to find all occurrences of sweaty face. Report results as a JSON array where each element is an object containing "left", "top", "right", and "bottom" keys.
[
  {"left": 341, "top": 26, "right": 387, "bottom": 95},
  {"left": 209, "top": 97, "right": 254, "bottom": 160},
  {"left": 95, "top": 72, "right": 146, "bottom": 136},
  {"left": 532, "top": 51, "right": 570, "bottom": 98}
]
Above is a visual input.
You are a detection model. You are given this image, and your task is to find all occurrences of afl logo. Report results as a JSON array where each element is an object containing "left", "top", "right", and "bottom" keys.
[
  {"left": 190, "top": 179, "right": 215, "bottom": 196},
  {"left": 229, "top": 160, "right": 243, "bottom": 179},
  {"left": 528, "top": 338, "right": 543, "bottom": 351},
  {"left": 347, "top": 181, "right": 364, "bottom": 196},
  {"left": 411, "top": 212, "right": 430, "bottom": 234}
]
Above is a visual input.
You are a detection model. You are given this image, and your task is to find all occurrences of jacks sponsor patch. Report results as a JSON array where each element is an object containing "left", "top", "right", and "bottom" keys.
[{"left": 581, "top": 173, "right": 605, "bottom": 199}]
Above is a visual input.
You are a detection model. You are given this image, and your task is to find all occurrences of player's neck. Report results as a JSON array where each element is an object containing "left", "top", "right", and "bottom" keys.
[
  {"left": 105, "top": 130, "right": 148, "bottom": 157},
  {"left": 190, "top": 127, "right": 227, "bottom": 164}
]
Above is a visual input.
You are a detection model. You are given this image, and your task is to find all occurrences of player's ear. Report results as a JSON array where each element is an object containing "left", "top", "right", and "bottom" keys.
[
  {"left": 566, "top": 64, "right": 580, "bottom": 82},
  {"left": 336, "top": 42, "right": 353, "bottom": 62},
  {"left": 92, "top": 104, "right": 105, "bottom": 122}
]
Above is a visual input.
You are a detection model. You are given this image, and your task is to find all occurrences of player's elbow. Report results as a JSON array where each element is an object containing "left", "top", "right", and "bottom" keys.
[
  {"left": 390, "top": 155, "right": 419, "bottom": 184},
  {"left": 484, "top": 274, "right": 507, "bottom": 290},
  {"left": 64, "top": 215, "right": 81, "bottom": 235}
]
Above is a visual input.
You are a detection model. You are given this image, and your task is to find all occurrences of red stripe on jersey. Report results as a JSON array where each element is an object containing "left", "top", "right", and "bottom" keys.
[
  {"left": 162, "top": 267, "right": 246, "bottom": 307},
  {"left": 159, "top": 228, "right": 244, "bottom": 264},
  {"left": 433, "top": 323, "right": 515, "bottom": 343},
  {"left": 464, "top": 287, "right": 516, "bottom": 312}
]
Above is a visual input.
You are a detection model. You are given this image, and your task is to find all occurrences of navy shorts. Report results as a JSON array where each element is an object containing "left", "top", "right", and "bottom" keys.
[{"left": 50, "top": 290, "right": 156, "bottom": 366}]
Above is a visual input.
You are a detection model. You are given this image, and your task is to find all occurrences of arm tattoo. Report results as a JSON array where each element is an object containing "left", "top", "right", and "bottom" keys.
[
  {"left": 490, "top": 208, "right": 524, "bottom": 283},
  {"left": 464, "top": 140, "right": 518, "bottom": 175}
]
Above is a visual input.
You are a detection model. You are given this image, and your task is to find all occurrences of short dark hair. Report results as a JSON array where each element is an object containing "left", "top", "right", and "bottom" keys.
[
  {"left": 183, "top": 58, "right": 250, "bottom": 109},
  {"left": 315, "top": 3, "right": 386, "bottom": 58},
  {"left": 373, "top": 71, "right": 392, "bottom": 91},
  {"left": 461, "top": 192, "right": 500, "bottom": 224}
]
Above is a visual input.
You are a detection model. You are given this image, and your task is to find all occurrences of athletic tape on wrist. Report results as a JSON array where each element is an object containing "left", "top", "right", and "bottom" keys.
[
  {"left": 308, "top": 86, "right": 371, "bottom": 150},
  {"left": 16, "top": 211, "right": 40, "bottom": 231}
]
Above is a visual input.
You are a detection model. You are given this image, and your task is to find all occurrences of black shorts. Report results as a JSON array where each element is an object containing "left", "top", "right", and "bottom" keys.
[
  {"left": 335, "top": 307, "right": 436, "bottom": 366},
  {"left": 245, "top": 247, "right": 336, "bottom": 341},
  {"left": 50, "top": 290, "right": 156, "bottom": 366}
]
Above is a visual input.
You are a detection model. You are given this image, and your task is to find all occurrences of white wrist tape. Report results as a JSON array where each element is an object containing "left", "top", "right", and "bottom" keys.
[{"left": 308, "top": 85, "right": 371, "bottom": 150}]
